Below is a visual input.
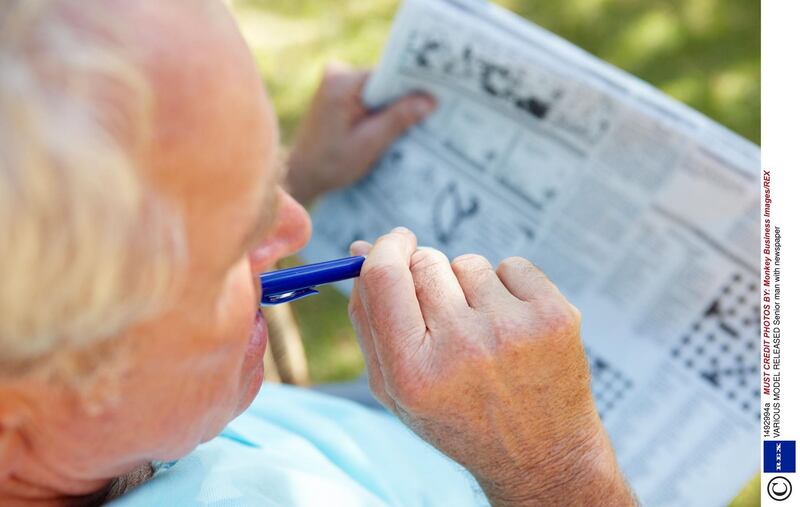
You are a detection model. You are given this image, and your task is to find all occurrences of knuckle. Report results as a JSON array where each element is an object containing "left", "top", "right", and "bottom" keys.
[
  {"left": 321, "top": 64, "right": 341, "bottom": 83},
  {"left": 452, "top": 253, "right": 492, "bottom": 274},
  {"left": 538, "top": 302, "right": 582, "bottom": 339},
  {"left": 447, "top": 316, "right": 496, "bottom": 360},
  {"left": 384, "top": 227, "right": 416, "bottom": 244},
  {"left": 361, "top": 263, "right": 402, "bottom": 292},
  {"left": 497, "top": 255, "right": 529, "bottom": 270},
  {"left": 410, "top": 248, "right": 448, "bottom": 275},
  {"left": 491, "top": 312, "right": 526, "bottom": 340},
  {"left": 320, "top": 66, "right": 346, "bottom": 97},
  {"left": 497, "top": 256, "right": 539, "bottom": 279},
  {"left": 488, "top": 310, "right": 534, "bottom": 351}
]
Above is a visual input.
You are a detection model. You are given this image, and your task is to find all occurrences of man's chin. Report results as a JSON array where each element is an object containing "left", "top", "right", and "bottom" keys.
[{"left": 236, "top": 359, "right": 265, "bottom": 415}]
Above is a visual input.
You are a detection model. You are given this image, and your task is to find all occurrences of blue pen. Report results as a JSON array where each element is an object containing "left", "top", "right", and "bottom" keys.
[{"left": 260, "top": 256, "right": 365, "bottom": 305}]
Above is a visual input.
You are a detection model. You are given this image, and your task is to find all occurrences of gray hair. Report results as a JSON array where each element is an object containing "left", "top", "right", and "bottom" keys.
[{"left": 0, "top": 0, "right": 185, "bottom": 377}]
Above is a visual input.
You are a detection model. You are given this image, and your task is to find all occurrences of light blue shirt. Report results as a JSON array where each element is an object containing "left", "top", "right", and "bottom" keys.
[{"left": 111, "top": 384, "right": 489, "bottom": 506}]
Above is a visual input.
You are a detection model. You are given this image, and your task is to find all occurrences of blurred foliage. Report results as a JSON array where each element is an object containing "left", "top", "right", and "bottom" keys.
[
  {"left": 231, "top": 1, "right": 759, "bottom": 504},
  {"left": 291, "top": 283, "right": 365, "bottom": 381},
  {"left": 729, "top": 475, "right": 759, "bottom": 507},
  {"left": 234, "top": 0, "right": 759, "bottom": 143}
]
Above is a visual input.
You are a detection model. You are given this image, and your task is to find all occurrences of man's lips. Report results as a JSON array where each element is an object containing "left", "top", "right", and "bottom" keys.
[
  {"left": 237, "top": 309, "right": 268, "bottom": 413},
  {"left": 247, "top": 309, "right": 268, "bottom": 358}
]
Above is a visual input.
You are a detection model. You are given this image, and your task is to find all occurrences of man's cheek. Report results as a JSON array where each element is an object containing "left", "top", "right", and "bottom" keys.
[
  {"left": 217, "top": 257, "right": 255, "bottom": 301},
  {"left": 216, "top": 265, "right": 259, "bottom": 334}
]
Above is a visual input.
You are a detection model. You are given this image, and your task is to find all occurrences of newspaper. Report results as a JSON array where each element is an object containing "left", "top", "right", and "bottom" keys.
[{"left": 303, "top": 0, "right": 761, "bottom": 505}]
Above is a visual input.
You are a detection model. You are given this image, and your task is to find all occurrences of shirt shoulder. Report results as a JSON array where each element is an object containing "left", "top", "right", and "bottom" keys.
[{"left": 110, "top": 384, "right": 488, "bottom": 507}]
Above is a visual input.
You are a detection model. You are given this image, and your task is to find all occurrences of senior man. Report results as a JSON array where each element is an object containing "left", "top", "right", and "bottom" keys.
[{"left": 0, "top": 1, "right": 635, "bottom": 506}]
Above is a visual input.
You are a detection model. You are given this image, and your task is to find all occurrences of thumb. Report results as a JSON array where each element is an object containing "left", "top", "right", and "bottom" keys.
[{"left": 353, "top": 95, "right": 436, "bottom": 164}]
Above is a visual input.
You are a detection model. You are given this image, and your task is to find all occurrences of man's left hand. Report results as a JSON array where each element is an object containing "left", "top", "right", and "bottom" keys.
[{"left": 286, "top": 63, "right": 436, "bottom": 203}]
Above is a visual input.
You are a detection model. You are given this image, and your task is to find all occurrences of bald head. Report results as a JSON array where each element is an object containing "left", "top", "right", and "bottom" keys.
[
  {"left": 122, "top": 0, "right": 278, "bottom": 191},
  {"left": 117, "top": 0, "right": 282, "bottom": 277},
  {"left": 0, "top": 0, "right": 279, "bottom": 377}
]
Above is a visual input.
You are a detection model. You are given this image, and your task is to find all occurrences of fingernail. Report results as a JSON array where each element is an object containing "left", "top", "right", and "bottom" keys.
[
  {"left": 392, "top": 226, "right": 410, "bottom": 235},
  {"left": 350, "top": 240, "right": 372, "bottom": 256},
  {"left": 413, "top": 97, "right": 435, "bottom": 118}
]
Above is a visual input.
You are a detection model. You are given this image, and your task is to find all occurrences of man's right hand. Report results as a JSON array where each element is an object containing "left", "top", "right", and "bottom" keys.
[{"left": 348, "top": 228, "right": 635, "bottom": 506}]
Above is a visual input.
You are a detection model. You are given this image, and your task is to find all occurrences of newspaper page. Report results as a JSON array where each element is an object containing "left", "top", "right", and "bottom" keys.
[{"left": 303, "top": 0, "right": 761, "bottom": 505}]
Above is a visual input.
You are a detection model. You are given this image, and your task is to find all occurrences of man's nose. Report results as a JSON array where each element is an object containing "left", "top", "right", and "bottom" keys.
[{"left": 249, "top": 188, "right": 311, "bottom": 275}]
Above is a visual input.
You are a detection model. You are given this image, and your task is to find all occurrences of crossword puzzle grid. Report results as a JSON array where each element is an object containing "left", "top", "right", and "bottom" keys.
[
  {"left": 671, "top": 272, "right": 760, "bottom": 421},
  {"left": 586, "top": 348, "right": 634, "bottom": 420}
]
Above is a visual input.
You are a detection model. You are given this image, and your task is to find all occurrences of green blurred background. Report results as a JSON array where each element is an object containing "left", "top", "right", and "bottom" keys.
[{"left": 231, "top": 0, "right": 760, "bottom": 504}]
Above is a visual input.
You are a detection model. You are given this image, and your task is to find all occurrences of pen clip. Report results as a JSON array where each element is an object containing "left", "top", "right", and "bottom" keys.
[{"left": 260, "top": 287, "right": 319, "bottom": 306}]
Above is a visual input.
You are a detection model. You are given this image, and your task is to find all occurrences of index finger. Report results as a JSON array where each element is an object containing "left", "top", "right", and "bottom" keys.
[{"left": 357, "top": 227, "right": 427, "bottom": 368}]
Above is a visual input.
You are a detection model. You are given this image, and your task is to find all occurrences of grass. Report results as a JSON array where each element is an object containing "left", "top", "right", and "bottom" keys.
[{"left": 231, "top": 1, "right": 760, "bottom": 504}]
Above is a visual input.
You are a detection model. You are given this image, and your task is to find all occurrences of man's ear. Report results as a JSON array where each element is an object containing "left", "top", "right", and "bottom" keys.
[{"left": 0, "top": 397, "right": 25, "bottom": 481}]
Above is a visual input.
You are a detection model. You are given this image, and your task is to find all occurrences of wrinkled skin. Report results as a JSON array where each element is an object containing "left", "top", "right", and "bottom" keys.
[
  {"left": 349, "top": 232, "right": 634, "bottom": 506},
  {"left": 0, "top": 1, "right": 633, "bottom": 506}
]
